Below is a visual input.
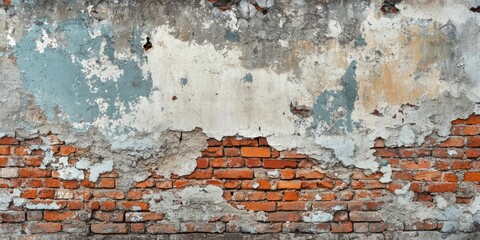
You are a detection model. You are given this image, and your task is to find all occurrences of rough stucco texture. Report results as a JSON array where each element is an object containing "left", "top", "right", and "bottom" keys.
[{"left": 0, "top": 0, "right": 480, "bottom": 239}]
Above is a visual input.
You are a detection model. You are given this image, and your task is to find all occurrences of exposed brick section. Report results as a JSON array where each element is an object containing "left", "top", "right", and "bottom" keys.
[{"left": 1, "top": 114, "right": 479, "bottom": 236}]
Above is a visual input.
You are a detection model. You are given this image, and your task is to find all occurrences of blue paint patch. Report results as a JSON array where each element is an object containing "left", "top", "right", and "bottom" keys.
[
  {"left": 242, "top": 73, "right": 253, "bottom": 83},
  {"left": 15, "top": 18, "right": 152, "bottom": 129},
  {"left": 312, "top": 61, "right": 359, "bottom": 132},
  {"left": 225, "top": 28, "right": 240, "bottom": 42},
  {"left": 354, "top": 37, "right": 367, "bottom": 47},
  {"left": 180, "top": 78, "right": 188, "bottom": 86}
]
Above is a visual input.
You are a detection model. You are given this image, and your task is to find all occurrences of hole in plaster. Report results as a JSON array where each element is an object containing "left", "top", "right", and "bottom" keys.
[
  {"left": 143, "top": 37, "right": 153, "bottom": 51},
  {"left": 471, "top": 6, "right": 480, "bottom": 13},
  {"left": 253, "top": 3, "right": 269, "bottom": 14},
  {"left": 380, "top": 0, "right": 401, "bottom": 15},
  {"left": 172, "top": 96, "right": 177, "bottom": 101},
  {"left": 371, "top": 109, "right": 384, "bottom": 117},
  {"left": 208, "top": 0, "right": 233, "bottom": 11},
  {"left": 289, "top": 102, "right": 313, "bottom": 118}
]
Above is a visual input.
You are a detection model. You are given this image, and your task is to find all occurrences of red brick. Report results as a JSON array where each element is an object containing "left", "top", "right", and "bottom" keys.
[
  {"left": 392, "top": 171, "right": 412, "bottom": 181},
  {"left": 277, "top": 180, "right": 301, "bottom": 189},
  {"left": 466, "top": 149, "right": 480, "bottom": 158},
  {"left": 93, "top": 211, "right": 124, "bottom": 222},
  {"left": 415, "top": 193, "right": 433, "bottom": 202},
  {"left": 13, "top": 146, "right": 29, "bottom": 156},
  {"left": 414, "top": 171, "right": 442, "bottom": 181},
  {"left": 333, "top": 211, "right": 349, "bottom": 222},
  {"left": 214, "top": 169, "right": 253, "bottom": 179},
  {"left": 318, "top": 180, "right": 334, "bottom": 189},
  {"left": 467, "top": 136, "right": 480, "bottom": 147},
  {"left": 224, "top": 180, "right": 241, "bottom": 189},
  {"left": 0, "top": 137, "right": 19, "bottom": 145},
  {"left": 263, "top": 159, "right": 296, "bottom": 169},
  {"left": 296, "top": 169, "right": 325, "bottom": 179},
  {"left": 332, "top": 221, "right": 353, "bottom": 233},
  {"left": 241, "top": 179, "right": 271, "bottom": 190},
  {"left": 443, "top": 173, "right": 458, "bottom": 182},
  {"left": 25, "top": 157, "right": 43, "bottom": 167},
  {"left": 101, "top": 201, "right": 116, "bottom": 211},
  {"left": 202, "top": 147, "right": 223, "bottom": 157},
  {"left": 258, "top": 137, "right": 269, "bottom": 146},
  {"left": 210, "top": 158, "right": 228, "bottom": 168},
  {"left": 439, "top": 137, "right": 465, "bottom": 147},
  {"left": 375, "top": 149, "right": 397, "bottom": 158},
  {"left": 125, "top": 212, "right": 163, "bottom": 222},
  {"left": 63, "top": 180, "right": 79, "bottom": 189},
  {"left": 399, "top": 148, "right": 416, "bottom": 158},
  {"left": 120, "top": 201, "right": 149, "bottom": 211},
  {"left": 207, "top": 139, "right": 222, "bottom": 147},
  {"left": 26, "top": 222, "right": 62, "bottom": 233},
  {"left": 400, "top": 159, "right": 431, "bottom": 169},
  {"left": 369, "top": 222, "right": 388, "bottom": 232},
  {"left": 93, "top": 190, "right": 125, "bottom": 199},
  {"left": 434, "top": 161, "right": 450, "bottom": 170},
  {"left": 185, "top": 169, "right": 213, "bottom": 179},
  {"left": 135, "top": 179, "right": 154, "bottom": 188},
  {"left": 130, "top": 223, "right": 145, "bottom": 233},
  {"left": 426, "top": 183, "right": 457, "bottom": 192},
  {"left": 452, "top": 160, "right": 471, "bottom": 170},
  {"left": 279, "top": 151, "right": 308, "bottom": 159},
  {"left": 91, "top": 223, "right": 128, "bottom": 234},
  {"left": 0, "top": 211, "right": 25, "bottom": 222},
  {"left": 277, "top": 202, "right": 306, "bottom": 211},
  {"left": 44, "top": 211, "right": 77, "bottom": 221},
  {"left": 67, "top": 201, "right": 83, "bottom": 210},
  {"left": 196, "top": 158, "right": 209, "bottom": 169},
  {"left": 456, "top": 197, "right": 472, "bottom": 204},
  {"left": 466, "top": 115, "right": 480, "bottom": 124},
  {"left": 349, "top": 211, "right": 382, "bottom": 222},
  {"left": 38, "top": 189, "right": 55, "bottom": 199},
  {"left": 228, "top": 157, "right": 245, "bottom": 167},
  {"left": 462, "top": 125, "right": 478, "bottom": 135},
  {"left": 173, "top": 180, "right": 189, "bottom": 188},
  {"left": 301, "top": 181, "right": 317, "bottom": 189},
  {"left": 280, "top": 169, "right": 295, "bottom": 179},
  {"left": 245, "top": 158, "right": 261, "bottom": 167},
  {"left": 268, "top": 212, "right": 301, "bottom": 222},
  {"left": 19, "top": 168, "right": 51, "bottom": 178},
  {"left": 146, "top": 223, "right": 179, "bottom": 234},
  {"left": 224, "top": 148, "right": 240, "bottom": 157},
  {"left": 249, "top": 191, "right": 266, "bottom": 201},
  {"left": 240, "top": 202, "right": 276, "bottom": 211},
  {"left": 405, "top": 221, "right": 437, "bottom": 230},
  {"left": 267, "top": 192, "right": 283, "bottom": 201},
  {"left": 464, "top": 172, "right": 480, "bottom": 182},
  {"left": 222, "top": 137, "right": 258, "bottom": 147},
  {"left": 451, "top": 119, "right": 465, "bottom": 125}
]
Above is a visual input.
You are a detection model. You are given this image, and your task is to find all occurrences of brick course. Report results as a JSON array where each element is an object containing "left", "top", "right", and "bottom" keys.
[{"left": 0, "top": 115, "right": 479, "bottom": 236}]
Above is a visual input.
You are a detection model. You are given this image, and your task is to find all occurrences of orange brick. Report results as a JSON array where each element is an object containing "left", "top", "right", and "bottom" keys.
[
  {"left": 249, "top": 191, "right": 266, "bottom": 201},
  {"left": 400, "top": 159, "right": 431, "bottom": 169},
  {"left": 276, "top": 180, "right": 301, "bottom": 189},
  {"left": 284, "top": 191, "right": 299, "bottom": 201},
  {"left": 202, "top": 147, "right": 223, "bottom": 157},
  {"left": 207, "top": 139, "right": 222, "bottom": 147},
  {"left": 392, "top": 171, "right": 413, "bottom": 181},
  {"left": 332, "top": 221, "right": 353, "bottom": 233},
  {"left": 130, "top": 223, "right": 145, "bottom": 233},
  {"left": 462, "top": 125, "right": 478, "bottom": 135},
  {"left": 466, "top": 149, "right": 480, "bottom": 158},
  {"left": 280, "top": 169, "right": 295, "bottom": 179},
  {"left": 434, "top": 161, "right": 450, "bottom": 170},
  {"left": 0, "top": 146, "right": 11, "bottom": 155},
  {"left": 97, "top": 178, "right": 115, "bottom": 188},
  {"left": 13, "top": 146, "right": 29, "bottom": 155},
  {"left": 134, "top": 179, "right": 154, "bottom": 188},
  {"left": 464, "top": 172, "right": 480, "bottom": 182},
  {"left": 93, "top": 190, "right": 125, "bottom": 199},
  {"left": 375, "top": 149, "right": 397, "bottom": 158},
  {"left": 67, "top": 201, "right": 83, "bottom": 210},
  {"left": 214, "top": 169, "right": 253, "bottom": 179},
  {"left": 439, "top": 137, "right": 465, "bottom": 147},
  {"left": 426, "top": 183, "right": 457, "bottom": 192},
  {"left": 20, "top": 189, "right": 37, "bottom": 199},
  {"left": 301, "top": 181, "right": 317, "bottom": 189},
  {"left": 173, "top": 180, "right": 189, "bottom": 188},
  {"left": 241, "top": 147, "right": 271, "bottom": 158},
  {"left": 267, "top": 192, "right": 283, "bottom": 201},
  {"left": 59, "top": 146, "right": 76, "bottom": 156},
  {"left": 44, "top": 211, "right": 76, "bottom": 221},
  {"left": 258, "top": 137, "right": 269, "bottom": 146},
  {"left": 241, "top": 179, "right": 271, "bottom": 190}
]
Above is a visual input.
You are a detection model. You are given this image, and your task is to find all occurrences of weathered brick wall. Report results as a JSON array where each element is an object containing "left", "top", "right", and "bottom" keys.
[{"left": 0, "top": 115, "right": 479, "bottom": 238}]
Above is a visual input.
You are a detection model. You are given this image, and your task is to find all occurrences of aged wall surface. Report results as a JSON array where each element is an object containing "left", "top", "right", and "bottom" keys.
[{"left": 0, "top": 0, "right": 480, "bottom": 239}]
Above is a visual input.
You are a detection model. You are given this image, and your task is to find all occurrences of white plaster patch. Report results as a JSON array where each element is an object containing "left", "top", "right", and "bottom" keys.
[
  {"left": 88, "top": 160, "right": 114, "bottom": 182},
  {"left": 57, "top": 166, "right": 85, "bottom": 180},
  {"left": 35, "top": 29, "right": 58, "bottom": 53},
  {"left": 327, "top": 20, "right": 342, "bottom": 38},
  {"left": 79, "top": 41, "right": 124, "bottom": 83},
  {"left": 25, "top": 201, "right": 62, "bottom": 210},
  {"left": 302, "top": 211, "right": 333, "bottom": 222}
]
